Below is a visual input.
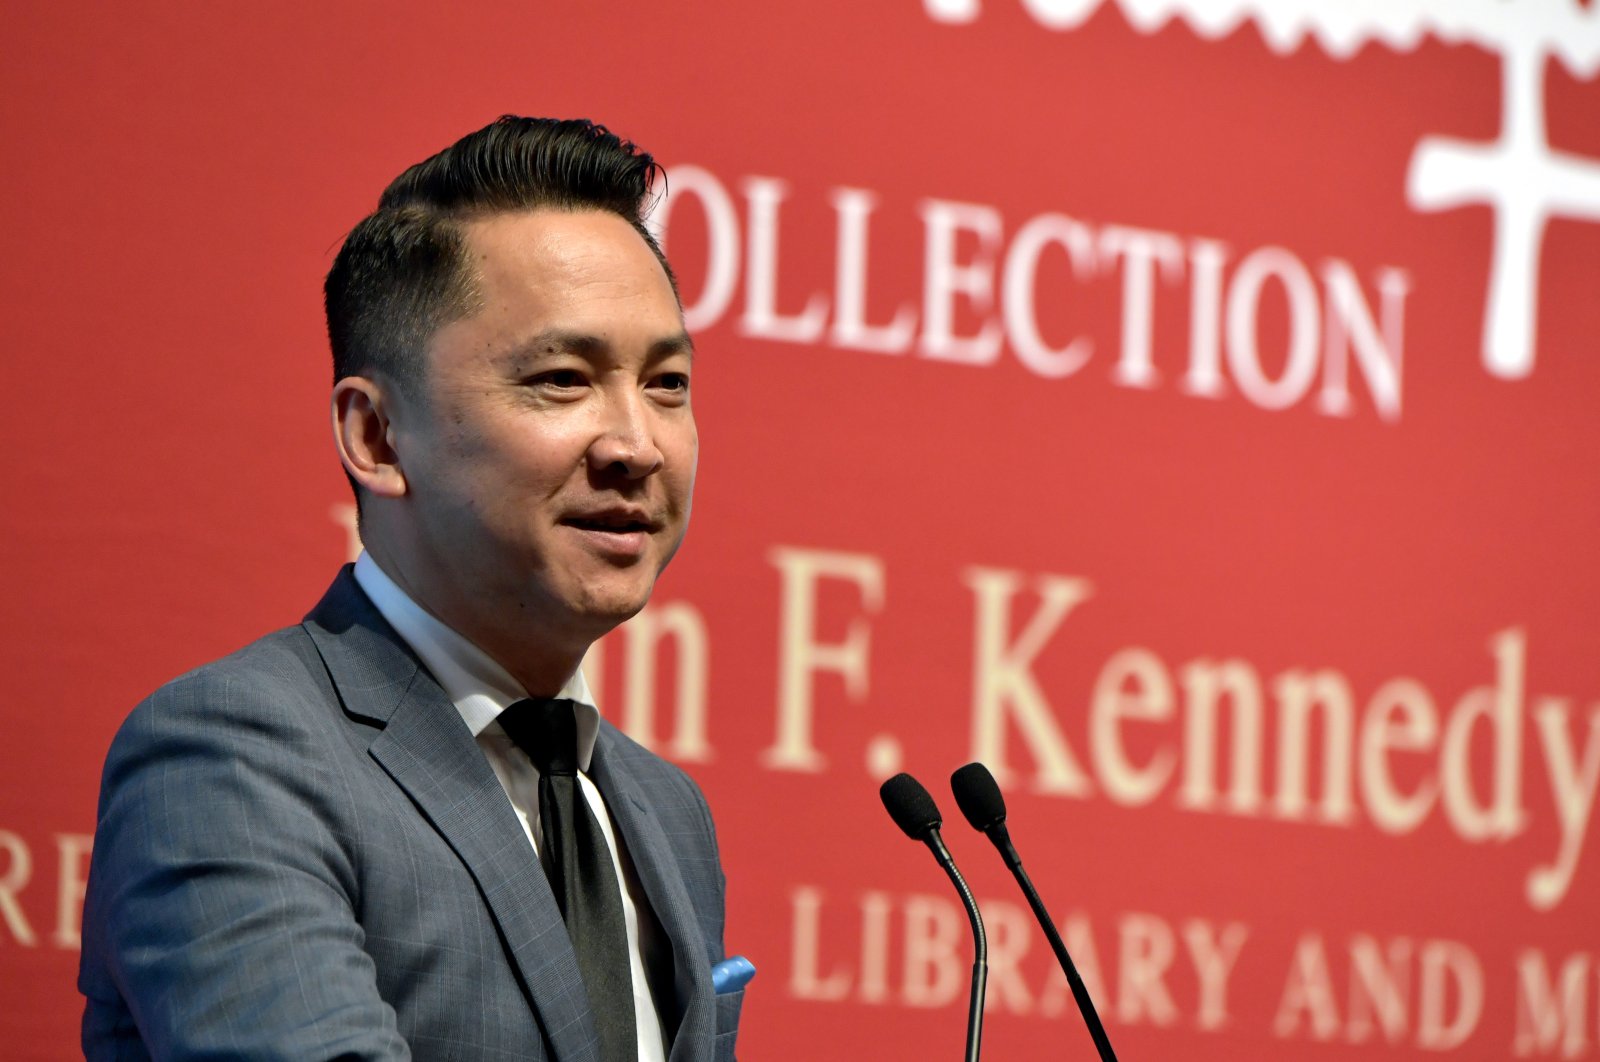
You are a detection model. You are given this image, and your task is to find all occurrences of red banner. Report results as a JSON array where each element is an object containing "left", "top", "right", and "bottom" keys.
[{"left": 4, "top": 2, "right": 1598, "bottom": 1057}]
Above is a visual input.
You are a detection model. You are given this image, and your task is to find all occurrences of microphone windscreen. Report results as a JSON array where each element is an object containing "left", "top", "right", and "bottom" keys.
[
  {"left": 879, "top": 773, "right": 942, "bottom": 839},
  {"left": 951, "top": 762, "right": 1007, "bottom": 832}
]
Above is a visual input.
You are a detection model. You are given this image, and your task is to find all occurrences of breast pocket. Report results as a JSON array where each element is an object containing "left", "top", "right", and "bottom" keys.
[{"left": 713, "top": 987, "right": 743, "bottom": 1061}]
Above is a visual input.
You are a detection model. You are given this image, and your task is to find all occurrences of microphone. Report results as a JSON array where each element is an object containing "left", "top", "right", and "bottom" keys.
[
  {"left": 951, "top": 763, "right": 1119, "bottom": 1062},
  {"left": 879, "top": 773, "right": 987, "bottom": 1062}
]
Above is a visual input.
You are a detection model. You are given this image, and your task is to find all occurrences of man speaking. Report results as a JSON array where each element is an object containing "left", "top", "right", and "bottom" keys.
[{"left": 79, "top": 116, "right": 739, "bottom": 1061}]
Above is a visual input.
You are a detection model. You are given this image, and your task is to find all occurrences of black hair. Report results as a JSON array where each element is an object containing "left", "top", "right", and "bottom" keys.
[{"left": 324, "top": 115, "right": 674, "bottom": 392}]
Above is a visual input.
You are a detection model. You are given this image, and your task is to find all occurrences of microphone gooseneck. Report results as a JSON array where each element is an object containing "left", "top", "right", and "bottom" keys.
[
  {"left": 879, "top": 772, "right": 987, "bottom": 1062},
  {"left": 950, "top": 762, "right": 1120, "bottom": 1062}
]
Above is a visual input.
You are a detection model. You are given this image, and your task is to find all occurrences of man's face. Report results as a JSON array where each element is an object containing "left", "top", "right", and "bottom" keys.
[{"left": 383, "top": 208, "right": 696, "bottom": 665}]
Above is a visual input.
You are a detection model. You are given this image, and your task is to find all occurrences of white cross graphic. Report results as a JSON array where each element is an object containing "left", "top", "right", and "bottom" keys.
[{"left": 1409, "top": 26, "right": 1600, "bottom": 378}]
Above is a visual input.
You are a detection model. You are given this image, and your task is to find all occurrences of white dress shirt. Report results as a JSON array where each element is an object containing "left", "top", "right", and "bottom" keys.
[{"left": 354, "top": 553, "right": 669, "bottom": 1061}]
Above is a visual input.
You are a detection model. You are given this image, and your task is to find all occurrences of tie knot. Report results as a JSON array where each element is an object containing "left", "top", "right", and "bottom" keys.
[{"left": 499, "top": 698, "right": 581, "bottom": 776}]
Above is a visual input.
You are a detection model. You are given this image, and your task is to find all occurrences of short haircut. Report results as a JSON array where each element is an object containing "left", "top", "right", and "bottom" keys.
[{"left": 324, "top": 115, "right": 675, "bottom": 393}]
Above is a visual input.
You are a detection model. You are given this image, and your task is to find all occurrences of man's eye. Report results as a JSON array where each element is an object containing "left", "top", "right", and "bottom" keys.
[
  {"left": 535, "top": 370, "right": 587, "bottom": 389},
  {"left": 653, "top": 372, "right": 690, "bottom": 393}
]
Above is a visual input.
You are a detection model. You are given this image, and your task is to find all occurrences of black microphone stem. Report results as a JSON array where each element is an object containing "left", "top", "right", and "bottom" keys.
[
  {"left": 924, "top": 829, "right": 987, "bottom": 1062},
  {"left": 991, "top": 825, "right": 1117, "bottom": 1062}
]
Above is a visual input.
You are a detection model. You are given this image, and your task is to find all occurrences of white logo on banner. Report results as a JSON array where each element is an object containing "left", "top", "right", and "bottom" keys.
[{"left": 925, "top": 0, "right": 1600, "bottom": 380}]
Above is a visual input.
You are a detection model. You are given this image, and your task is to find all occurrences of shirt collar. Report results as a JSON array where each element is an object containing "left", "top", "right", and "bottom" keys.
[{"left": 353, "top": 552, "right": 600, "bottom": 770}]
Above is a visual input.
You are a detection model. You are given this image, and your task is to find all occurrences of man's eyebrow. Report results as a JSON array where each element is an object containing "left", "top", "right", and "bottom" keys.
[
  {"left": 511, "top": 329, "right": 605, "bottom": 359},
  {"left": 509, "top": 329, "right": 695, "bottom": 360},
  {"left": 650, "top": 331, "right": 696, "bottom": 360}
]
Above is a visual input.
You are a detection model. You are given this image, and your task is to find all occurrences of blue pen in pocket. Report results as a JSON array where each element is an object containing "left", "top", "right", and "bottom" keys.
[{"left": 711, "top": 955, "right": 756, "bottom": 995}]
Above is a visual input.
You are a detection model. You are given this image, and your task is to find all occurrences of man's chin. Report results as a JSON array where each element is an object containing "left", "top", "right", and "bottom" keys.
[{"left": 567, "top": 582, "right": 655, "bottom": 634}]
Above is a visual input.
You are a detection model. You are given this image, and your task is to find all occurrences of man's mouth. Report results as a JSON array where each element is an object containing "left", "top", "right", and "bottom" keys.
[{"left": 562, "top": 510, "right": 659, "bottom": 535}]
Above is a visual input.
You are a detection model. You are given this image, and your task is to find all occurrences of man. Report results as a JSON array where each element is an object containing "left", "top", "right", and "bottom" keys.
[{"left": 79, "top": 116, "right": 740, "bottom": 1061}]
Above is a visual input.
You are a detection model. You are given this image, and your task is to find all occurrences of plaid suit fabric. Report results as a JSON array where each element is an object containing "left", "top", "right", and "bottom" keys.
[{"left": 79, "top": 568, "right": 739, "bottom": 1061}]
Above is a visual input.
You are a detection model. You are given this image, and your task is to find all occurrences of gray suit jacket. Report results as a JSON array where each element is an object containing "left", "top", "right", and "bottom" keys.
[{"left": 79, "top": 568, "right": 741, "bottom": 1060}]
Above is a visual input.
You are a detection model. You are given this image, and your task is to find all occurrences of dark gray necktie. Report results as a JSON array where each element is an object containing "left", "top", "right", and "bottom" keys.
[{"left": 499, "top": 698, "right": 638, "bottom": 1062}]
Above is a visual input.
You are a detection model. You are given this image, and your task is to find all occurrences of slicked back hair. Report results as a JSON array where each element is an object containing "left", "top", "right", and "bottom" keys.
[{"left": 324, "top": 116, "right": 676, "bottom": 396}]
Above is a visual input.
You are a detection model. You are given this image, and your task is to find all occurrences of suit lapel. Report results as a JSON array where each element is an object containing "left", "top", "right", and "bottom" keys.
[
  {"left": 589, "top": 733, "right": 716, "bottom": 1062},
  {"left": 302, "top": 569, "right": 600, "bottom": 1062}
]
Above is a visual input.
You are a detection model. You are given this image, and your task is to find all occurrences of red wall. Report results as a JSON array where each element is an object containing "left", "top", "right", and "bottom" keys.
[{"left": 4, "top": 2, "right": 1599, "bottom": 1057}]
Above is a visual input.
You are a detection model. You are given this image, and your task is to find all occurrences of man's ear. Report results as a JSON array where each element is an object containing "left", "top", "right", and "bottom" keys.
[{"left": 332, "top": 376, "right": 408, "bottom": 498}]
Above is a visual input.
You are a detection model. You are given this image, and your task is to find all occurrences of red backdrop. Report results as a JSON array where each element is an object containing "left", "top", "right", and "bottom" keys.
[{"left": 4, "top": 2, "right": 1599, "bottom": 1058}]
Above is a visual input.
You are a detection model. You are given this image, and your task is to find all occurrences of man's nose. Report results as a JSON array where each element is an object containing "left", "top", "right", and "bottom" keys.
[{"left": 587, "top": 391, "right": 664, "bottom": 479}]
